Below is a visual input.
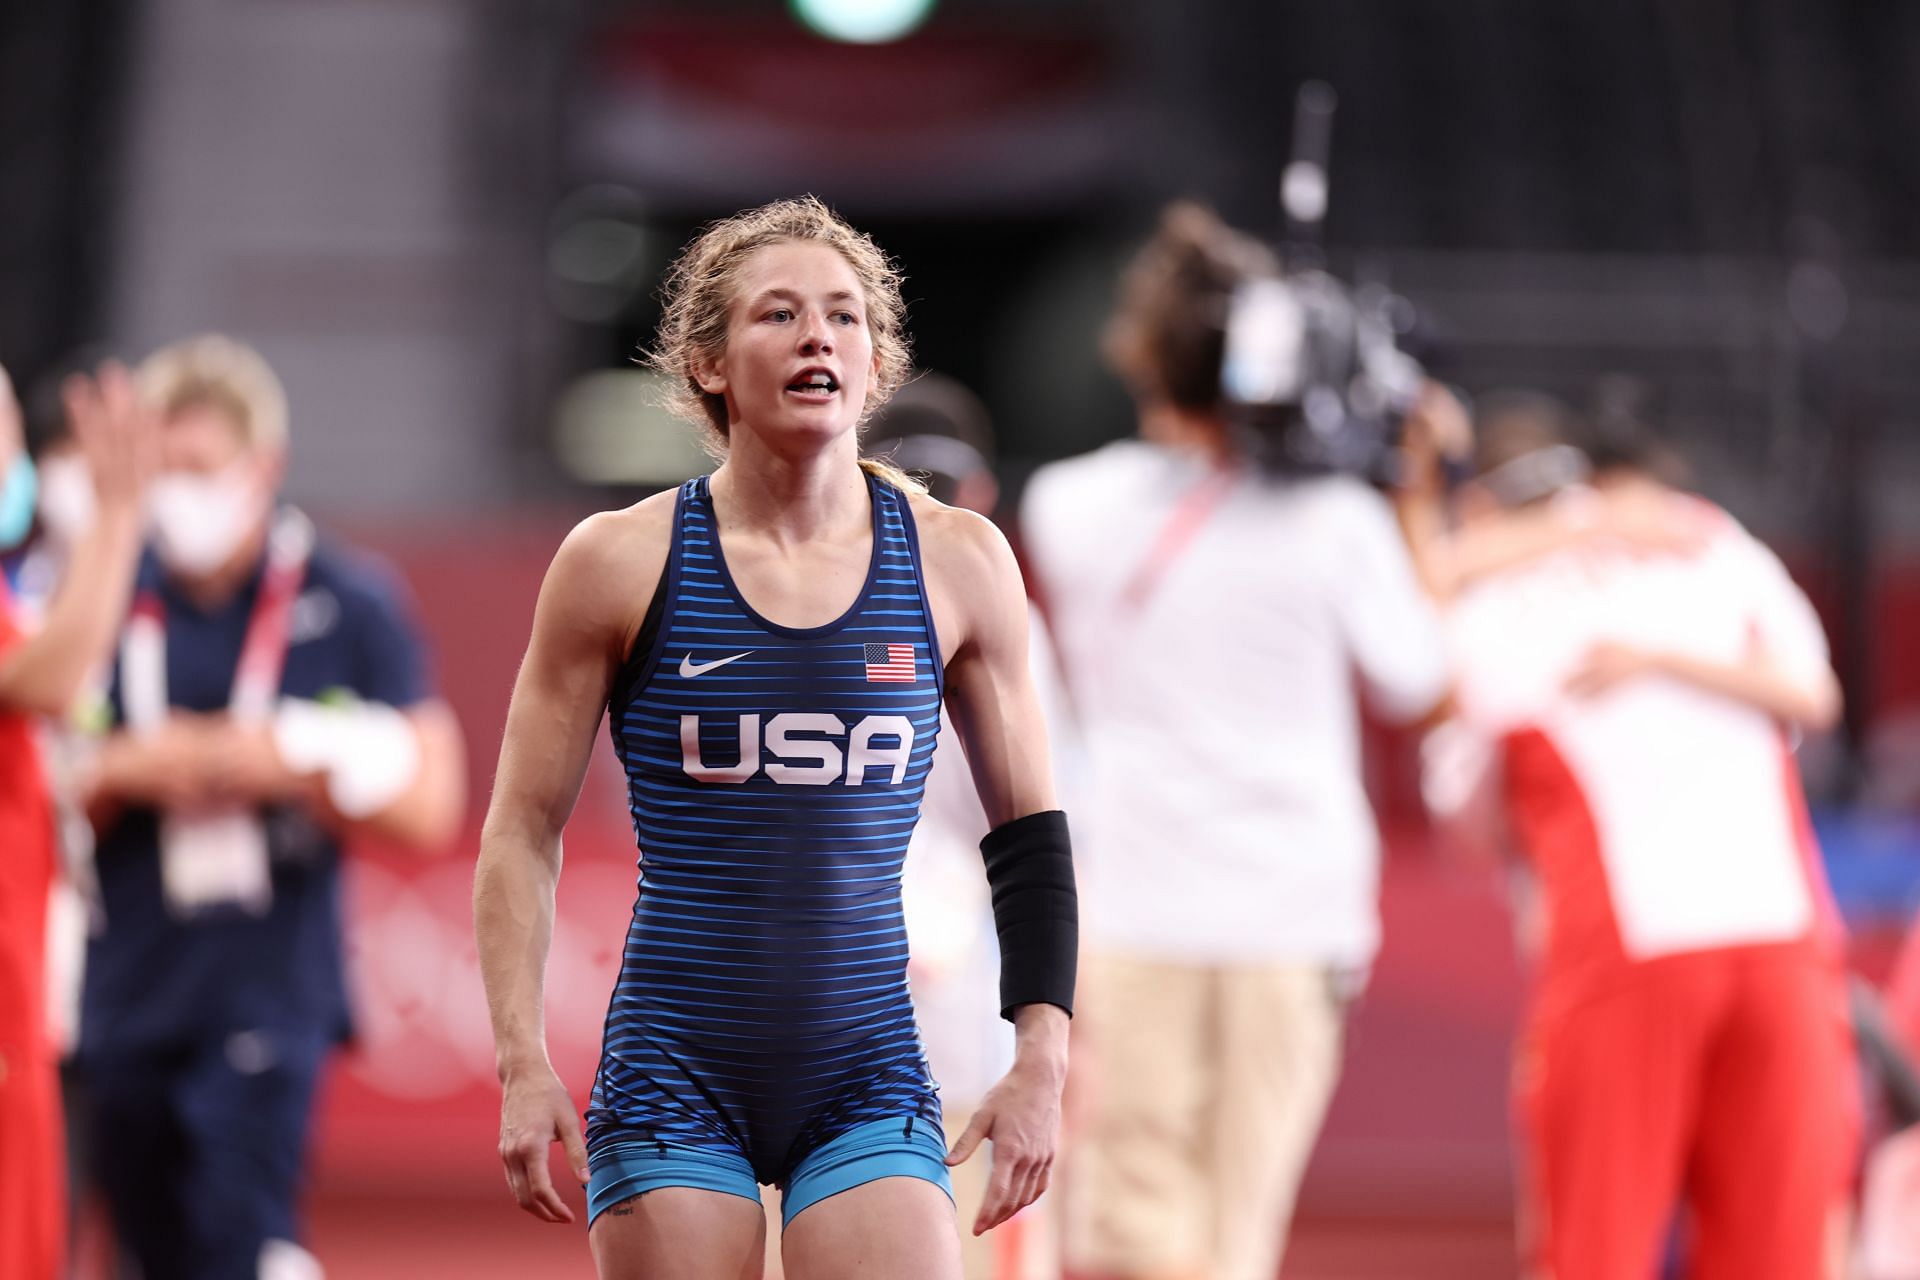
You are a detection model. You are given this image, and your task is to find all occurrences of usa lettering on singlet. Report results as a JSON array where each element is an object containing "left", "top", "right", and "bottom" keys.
[{"left": 590, "top": 473, "right": 945, "bottom": 1184}]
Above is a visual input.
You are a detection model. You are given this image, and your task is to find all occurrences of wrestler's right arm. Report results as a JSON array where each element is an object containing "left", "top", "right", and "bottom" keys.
[{"left": 474, "top": 500, "right": 666, "bottom": 1224}]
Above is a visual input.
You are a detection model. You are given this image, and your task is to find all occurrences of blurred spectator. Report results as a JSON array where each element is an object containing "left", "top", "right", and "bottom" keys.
[
  {"left": 867, "top": 372, "right": 1001, "bottom": 515},
  {"left": 73, "top": 335, "right": 466, "bottom": 1280},
  {"left": 1866, "top": 924, "right": 1920, "bottom": 1275},
  {"left": 1419, "top": 395, "right": 1856, "bottom": 1280},
  {"left": 17, "top": 354, "right": 127, "bottom": 1002},
  {"left": 0, "top": 361, "right": 155, "bottom": 1280},
  {"left": 1392, "top": 384, "right": 1703, "bottom": 605},
  {"left": 1024, "top": 204, "right": 1449, "bottom": 1280},
  {"left": 880, "top": 372, "right": 1073, "bottom": 1280},
  {"left": 16, "top": 356, "right": 134, "bottom": 1265}
]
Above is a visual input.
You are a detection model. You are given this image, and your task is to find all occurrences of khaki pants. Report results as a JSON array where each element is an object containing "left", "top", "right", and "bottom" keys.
[{"left": 1062, "top": 953, "right": 1344, "bottom": 1280}]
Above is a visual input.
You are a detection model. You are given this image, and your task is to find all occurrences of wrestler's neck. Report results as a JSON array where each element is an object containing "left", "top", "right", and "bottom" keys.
[{"left": 710, "top": 426, "right": 870, "bottom": 549}]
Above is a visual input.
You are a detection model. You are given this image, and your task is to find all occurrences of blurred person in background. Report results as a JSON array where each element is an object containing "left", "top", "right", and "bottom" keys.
[
  {"left": 20, "top": 364, "right": 118, "bottom": 999},
  {"left": 1024, "top": 203, "right": 1450, "bottom": 1280},
  {"left": 475, "top": 198, "right": 1076, "bottom": 1280},
  {"left": 1390, "top": 381, "right": 1707, "bottom": 606},
  {"left": 15, "top": 354, "right": 140, "bottom": 1268},
  {"left": 0, "top": 360, "right": 155, "bottom": 1280},
  {"left": 13, "top": 351, "right": 121, "bottom": 621},
  {"left": 1414, "top": 393, "right": 1856, "bottom": 1280},
  {"left": 16, "top": 355, "right": 131, "bottom": 1019},
  {"left": 75, "top": 334, "right": 466, "bottom": 1280},
  {"left": 876, "top": 372, "right": 1074, "bottom": 1280},
  {"left": 1863, "top": 914, "right": 1920, "bottom": 1273}
]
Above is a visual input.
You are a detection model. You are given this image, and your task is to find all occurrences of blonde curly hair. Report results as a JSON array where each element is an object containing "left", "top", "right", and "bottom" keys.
[{"left": 646, "top": 196, "right": 915, "bottom": 473}]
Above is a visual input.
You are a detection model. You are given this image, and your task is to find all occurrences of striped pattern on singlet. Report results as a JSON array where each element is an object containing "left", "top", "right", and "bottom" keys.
[{"left": 586, "top": 472, "right": 945, "bottom": 1184}]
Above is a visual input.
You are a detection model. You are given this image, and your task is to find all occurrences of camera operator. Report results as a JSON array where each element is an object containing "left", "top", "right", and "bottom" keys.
[{"left": 1025, "top": 202, "right": 1449, "bottom": 1280}]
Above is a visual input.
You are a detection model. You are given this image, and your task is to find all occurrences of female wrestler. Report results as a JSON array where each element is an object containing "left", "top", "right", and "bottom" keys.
[{"left": 474, "top": 196, "right": 1076, "bottom": 1280}]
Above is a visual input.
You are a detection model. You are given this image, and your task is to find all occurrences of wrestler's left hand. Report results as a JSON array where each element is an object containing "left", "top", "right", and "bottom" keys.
[{"left": 947, "top": 1004, "right": 1067, "bottom": 1236}]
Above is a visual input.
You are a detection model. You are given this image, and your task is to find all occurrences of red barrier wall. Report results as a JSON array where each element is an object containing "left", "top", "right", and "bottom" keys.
[{"left": 308, "top": 517, "right": 1916, "bottom": 1217}]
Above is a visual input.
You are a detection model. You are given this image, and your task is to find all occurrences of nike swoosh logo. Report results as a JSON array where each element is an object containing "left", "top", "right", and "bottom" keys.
[{"left": 679, "top": 651, "right": 754, "bottom": 679}]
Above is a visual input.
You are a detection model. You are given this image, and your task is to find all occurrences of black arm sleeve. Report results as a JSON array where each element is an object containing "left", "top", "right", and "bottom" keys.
[{"left": 980, "top": 809, "right": 1079, "bottom": 1021}]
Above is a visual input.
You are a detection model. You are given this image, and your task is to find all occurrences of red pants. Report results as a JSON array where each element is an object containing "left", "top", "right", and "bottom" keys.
[
  {"left": 0, "top": 951, "right": 63, "bottom": 1280},
  {"left": 0, "top": 706, "right": 61, "bottom": 1278},
  {"left": 1517, "top": 943, "right": 1856, "bottom": 1280}
]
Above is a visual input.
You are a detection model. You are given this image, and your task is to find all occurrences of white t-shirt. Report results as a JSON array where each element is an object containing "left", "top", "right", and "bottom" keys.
[
  {"left": 1444, "top": 501, "right": 1833, "bottom": 962},
  {"left": 1021, "top": 441, "right": 1448, "bottom": 967}
]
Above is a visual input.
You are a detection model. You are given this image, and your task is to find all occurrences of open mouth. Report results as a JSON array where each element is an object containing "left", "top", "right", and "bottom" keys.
[{"left": 786, "top": 370, "right": 840, "bottom": 396}]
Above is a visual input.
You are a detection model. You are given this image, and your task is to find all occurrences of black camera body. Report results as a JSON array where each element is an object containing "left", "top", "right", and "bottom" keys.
[{"left": 1218, "top": 268, "right": 1423, "bottom": 480}]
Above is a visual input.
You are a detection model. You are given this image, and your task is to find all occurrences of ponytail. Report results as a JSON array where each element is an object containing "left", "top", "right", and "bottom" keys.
[{"left": 857, "top": 454, "right": 929, "bottom": 496}]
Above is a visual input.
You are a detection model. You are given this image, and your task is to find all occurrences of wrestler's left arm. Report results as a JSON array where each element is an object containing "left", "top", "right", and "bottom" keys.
[{"left": 920, "top": 501, "right": 1071, "bottom": 1237}]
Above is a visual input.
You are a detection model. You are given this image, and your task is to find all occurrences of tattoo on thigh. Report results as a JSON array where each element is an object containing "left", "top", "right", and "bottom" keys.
[{"left": 608, "top": 1198, "right": 638, "bottom": 1217}]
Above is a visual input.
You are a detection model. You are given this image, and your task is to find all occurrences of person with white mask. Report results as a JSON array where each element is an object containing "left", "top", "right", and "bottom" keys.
[
  {"left": 74, "top": 334, "right": 468, "bottom": 1280},
  {"left": 0, "top": 360, "right": 156, "bottom": 1280}
]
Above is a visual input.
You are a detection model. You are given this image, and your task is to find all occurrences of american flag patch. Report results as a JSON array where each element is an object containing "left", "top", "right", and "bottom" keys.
[{"left": 864, "top": 642, "right": 916, "bottom": 683}]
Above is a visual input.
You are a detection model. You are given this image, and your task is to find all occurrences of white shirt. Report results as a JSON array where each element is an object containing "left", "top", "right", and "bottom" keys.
[
  {"left": 1444, "top": 501, "right": 1832, "bottom": 961},
  {"left": 1022, "top": 441, "right": 1448, "bottom": 966}
]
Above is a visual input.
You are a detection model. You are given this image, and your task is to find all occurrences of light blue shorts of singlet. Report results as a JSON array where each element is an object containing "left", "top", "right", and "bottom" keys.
[{"left": 586, "top": 1114, "right": 954, "bottom": 1230}]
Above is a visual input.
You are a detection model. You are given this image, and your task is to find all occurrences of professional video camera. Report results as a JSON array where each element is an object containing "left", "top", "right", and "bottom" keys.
[
  {"left": 1216, "top": 83, "right": 1426, "bottom": 480},
  {"left": 1220, "top": 268, "right": 1423, "bottom": 477}
]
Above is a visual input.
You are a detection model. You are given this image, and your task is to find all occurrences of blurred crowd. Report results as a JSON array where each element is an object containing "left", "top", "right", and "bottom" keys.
[
  {"left": 1, "top": 340, "right": 465, "bottom": 1280},
  {"left": 3, "top": 195, "right": 1918, "bottom": 1280}
]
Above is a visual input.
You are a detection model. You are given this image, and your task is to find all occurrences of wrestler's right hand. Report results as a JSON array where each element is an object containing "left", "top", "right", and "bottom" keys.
[{"left": 497, "top": 1061, "right": 590, "bottom": 1224}]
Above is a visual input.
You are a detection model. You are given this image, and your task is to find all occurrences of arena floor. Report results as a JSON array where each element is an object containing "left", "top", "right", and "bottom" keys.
[
  {"left": 300, "top": 1195, "right": 1517, "bottom": 1280},
  {"left": 68, "top": 1191, "right": 1515, "bottom": 1279}
]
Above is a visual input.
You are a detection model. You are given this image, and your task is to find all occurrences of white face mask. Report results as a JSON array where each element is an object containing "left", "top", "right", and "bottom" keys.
[
  {"left": 149, "top": 463, "right": 266, "bottom": 575},
  {"left": 36, "top": 454, "right": 96, "bottom": 550}
]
